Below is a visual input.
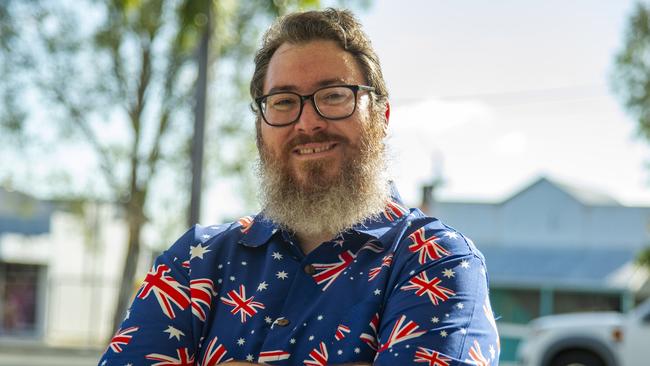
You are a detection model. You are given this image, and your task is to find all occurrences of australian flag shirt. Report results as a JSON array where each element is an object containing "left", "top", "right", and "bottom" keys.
[{"left": 99, "top": 188, "right": 500, "bottom": 365}]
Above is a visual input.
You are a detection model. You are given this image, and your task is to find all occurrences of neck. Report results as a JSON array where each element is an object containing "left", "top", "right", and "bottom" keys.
[{"left": 295, "top": 231, "right": 334, "bottom": 255}]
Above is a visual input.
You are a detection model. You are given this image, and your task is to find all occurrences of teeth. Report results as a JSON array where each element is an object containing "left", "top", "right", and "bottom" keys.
[{"left": 297, "top": 144, "right": 334, "bottom": 155}]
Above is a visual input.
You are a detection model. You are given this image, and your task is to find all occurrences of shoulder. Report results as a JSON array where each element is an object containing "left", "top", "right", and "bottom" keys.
[
  {"left": 163, "top": 217, "right": 254, "bottom": 262},
  {"left": 394, "top": 208, "right": 485, "bottom": 263}
]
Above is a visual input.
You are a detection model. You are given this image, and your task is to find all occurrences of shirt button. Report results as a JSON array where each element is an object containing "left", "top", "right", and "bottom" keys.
[
  {"left": 275, "top": 318, "right": 290, "bottom": 327},
  {"left": 304, "top": 264, "right": 316, "bottom": 275}
]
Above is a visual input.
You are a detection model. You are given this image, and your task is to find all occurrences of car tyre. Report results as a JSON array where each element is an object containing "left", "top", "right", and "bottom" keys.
[{"left": 550, "top": 350, "right": 605, "bottom": 366}]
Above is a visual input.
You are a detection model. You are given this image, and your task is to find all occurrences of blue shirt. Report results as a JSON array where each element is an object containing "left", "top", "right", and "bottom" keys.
[{"left": 99, "top": 188, "right": 499, "bottom": 365}]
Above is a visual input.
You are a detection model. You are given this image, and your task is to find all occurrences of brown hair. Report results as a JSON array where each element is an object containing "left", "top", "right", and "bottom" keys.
[{"left": 250, "top": 8, "right": 388, "bottom": 109}]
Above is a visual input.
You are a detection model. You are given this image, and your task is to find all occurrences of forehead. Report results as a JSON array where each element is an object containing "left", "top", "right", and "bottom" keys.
[{"left": 263, "top": 40, "right": 365, "bottom": 94}]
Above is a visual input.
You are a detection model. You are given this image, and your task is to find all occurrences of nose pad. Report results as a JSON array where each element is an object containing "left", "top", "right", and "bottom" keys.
[{"left": 294, "top": 99, "right": 327, "bottom": 134}]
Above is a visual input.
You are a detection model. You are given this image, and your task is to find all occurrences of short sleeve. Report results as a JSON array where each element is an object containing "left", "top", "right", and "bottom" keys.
[
  {"left": 374, "top": 222, "right": 500, "bottom": 365},
  {"left": 98, "top": 229, "right": 199, "bottom": 366}
]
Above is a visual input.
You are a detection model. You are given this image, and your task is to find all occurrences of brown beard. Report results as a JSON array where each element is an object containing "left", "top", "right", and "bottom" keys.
[{"left": 256, "top": 113, "right": 390, "bottom": 239}]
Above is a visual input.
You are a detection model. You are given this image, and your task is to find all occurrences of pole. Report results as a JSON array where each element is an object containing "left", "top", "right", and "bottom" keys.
[{"left": 189, "top": 3, "right": 211, "bottom": 227}]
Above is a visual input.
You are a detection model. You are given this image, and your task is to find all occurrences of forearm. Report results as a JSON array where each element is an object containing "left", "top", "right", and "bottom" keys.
[{"left": 224, "top": 362, "right": 371, "bottom": 366}]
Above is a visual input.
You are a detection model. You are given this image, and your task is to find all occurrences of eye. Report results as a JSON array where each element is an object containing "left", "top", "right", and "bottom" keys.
[
  {"left": 267, "top": 94, "right": 299, "bottom": 111},
  {"left": 318, "top": 88, "right": 351, "bottom": 105}
]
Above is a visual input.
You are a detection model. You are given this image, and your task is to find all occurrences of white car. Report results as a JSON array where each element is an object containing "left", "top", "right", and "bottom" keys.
[{"left": 517, "top": 298, "right": 650, "bottom": 366}]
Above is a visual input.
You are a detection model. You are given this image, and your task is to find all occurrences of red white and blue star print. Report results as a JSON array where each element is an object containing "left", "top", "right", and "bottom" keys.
[{"left": 99, "top": 186, "right": 499, "bottom": 365}]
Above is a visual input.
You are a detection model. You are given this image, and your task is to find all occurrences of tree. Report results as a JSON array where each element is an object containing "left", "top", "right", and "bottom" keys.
[
  {"left": 612, "top": 2, "right": 650, "bottom": 272},
  {"left": 0, "top": 0, "right": 334, "bottom": 335}
]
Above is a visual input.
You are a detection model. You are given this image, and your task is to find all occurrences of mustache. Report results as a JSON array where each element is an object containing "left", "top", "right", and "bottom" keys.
[{"left": 285, "top": 131, "right": 349, "bottom": 151}]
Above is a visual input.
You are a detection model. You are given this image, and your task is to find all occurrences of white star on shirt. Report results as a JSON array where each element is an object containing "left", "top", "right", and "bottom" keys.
[
  {"left": 442, "top": 268, "right": 455, "bottom": 278},
  {"left": 457, "top": 303, "right": 464, "bottom": 309},
  {"left": 308, "top": 335, "right": 314, "bottom": 341},
  {"left": 431, "top": 317, "right": 439, "bottom": 324},
  {"left": 337, "top": 350, "right": 343, "bottom": 355},
  {"left": 257, "top": 281, "right": 268, "bottom": 291},
  {"left": 229, "top": 276, "right": 236, "bottom": 281},
  {"left": 265, "top": 316, "right": 273, "bottom": 324},
  {"left": 317, "top": 315, "right": 323, "bottom": 320},
  {"left": 290, "top": 338, "right": 296, "bottom": 344},
  {"left": 237, "top": 338, "right": 245, "bottom": 346},
  {"left": 460, "top": 260, "right": 470, "bottom": 269},
  {"left": 241, "top": 261, "right": 247, "bottom": 266},
  {"left": 460, "top": 328, "right": 467, "bottom": 334},
  {"left": 189, "top": 243, "right": 211, "bottom": 260},
  {"left": 218, "top": 264, "right": 223, "bottom": 269},
  {"left": 333, "top": 239, "right": 345, "bottom": 247},
  {"left": 272, "top": 252, "right": 283, "bottom": 260},
  {"left": 125, "top": 309, "right": 131, "bottom": 320},
  {"left": 444, "top": 231, "right": 459, "bottom": 239},
  {"left": 440, "top": 330, "right": 448, "bottom": 337},
  {"left": 489, "top": 345, "right": 496, "bottom": 359},
  {"left": 101, "top": 360, "right": 107, "bottom": 366},
  {"left": 374, "top": 289, "right": 381, "bottom": 295},
  {"left": 276, "top": 271, "right": 288, "bottom": 280},
  {"left": 354, "top": 347, "right": 360, "bottom": 354},
  {"left": 246, "top": 354, "right": 254, "bottom": 361},
  {"left": 164, "top": 325, "right": 185, "bottom": 341},
  {"left": 409, "top": 270, "right": 416, "bottom": 276}
]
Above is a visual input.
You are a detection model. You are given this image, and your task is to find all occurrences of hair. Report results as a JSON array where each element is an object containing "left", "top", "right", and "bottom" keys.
[{"left": 250, "top": 8, "right": 388, "bottom": 113}]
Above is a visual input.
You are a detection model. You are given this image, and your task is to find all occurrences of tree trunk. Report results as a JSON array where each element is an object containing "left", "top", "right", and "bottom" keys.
[{"left": 111, "top": 195, "right": 146, "bottom": 334}]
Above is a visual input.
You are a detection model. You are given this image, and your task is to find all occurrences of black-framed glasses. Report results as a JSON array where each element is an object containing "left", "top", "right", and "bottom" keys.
[{"left": 254, "top": 84, "right": 375, "bottom": 127}]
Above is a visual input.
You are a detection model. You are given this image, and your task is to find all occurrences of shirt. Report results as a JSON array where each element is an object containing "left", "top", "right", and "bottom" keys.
[{"left": 99, "top": 187, "right": 500, "bottom": 365}]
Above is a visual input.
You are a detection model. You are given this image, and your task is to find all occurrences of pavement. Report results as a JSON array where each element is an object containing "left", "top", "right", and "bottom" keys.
[{"left": 0, "top": 343, "right": 102, "bottom": 366}]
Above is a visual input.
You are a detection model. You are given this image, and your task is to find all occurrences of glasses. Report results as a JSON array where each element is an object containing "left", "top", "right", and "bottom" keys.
[{"left": 254, "top": 84, "right": 375, "bottom": 127}]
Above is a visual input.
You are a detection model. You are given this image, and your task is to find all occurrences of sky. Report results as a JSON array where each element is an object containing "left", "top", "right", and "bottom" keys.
[{"left": 352, "top": 0, "right": 650, "bottom": 208}]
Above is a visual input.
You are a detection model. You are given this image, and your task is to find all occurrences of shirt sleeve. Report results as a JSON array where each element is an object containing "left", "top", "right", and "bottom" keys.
[
  {"left": 98, "top": 229, "right": 198, "bottom": 366},
  {"left": 373, "top": 220, "right": 500, "bottom": 365}
]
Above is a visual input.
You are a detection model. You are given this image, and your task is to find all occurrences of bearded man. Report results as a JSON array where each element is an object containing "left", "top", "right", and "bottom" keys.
[{"left": 99, "top": 8, "right": 499, "bottom": 366}]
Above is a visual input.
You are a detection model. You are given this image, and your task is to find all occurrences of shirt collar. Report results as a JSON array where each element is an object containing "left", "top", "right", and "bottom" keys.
[{"left": 238, "top": 181, "right": 410, "bottom": 248}]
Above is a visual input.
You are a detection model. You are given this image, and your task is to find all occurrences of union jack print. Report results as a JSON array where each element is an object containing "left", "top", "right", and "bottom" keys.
[
  {"left": 220, "top": 284, "right": 265, "bottom": 323},
  {"left": 191, "top": 278, "right": 217, "bottom": 322},
  {"left": 383, "top": 200, "right": 408, "bottom": 221},
  {"left": 408, "top": 227, "right": 451, "bottom": 264},
  {"left": 360, "top": 313, "right": 380, "bottom": 350},
  {"left": 414, "top": 347, "right": 451, "bottom": 366},
  {"left": 483, "top": 295, "right": 500, "bottom": 352},
  {"left": 311, "top": 250, "right": 356, "bottom": 291},
  {"left": 108, "top": 326, "right": 139, "bottom": 353},
  {"left": 467, "top": 340, "right": 490, "bottom": 366},
  {"left": 368, "top": 254, "right": 393, "bottom": 281},
  {"left": 303, "top": 342, "right": 328, "bottom": 366},
  {"left": 377, "top": 315, "right": 426, "bottom": 353},
  {"left": 199, "top": 337, "right": 232, "bottom": 366},
  {"left": 181, "top": 260, "right": 190, "bottom": 269},
  {"left": 401, "top": 271, "right": 455, "bottom": 306},
  {"left": 335, "top": 324, "right": 351, "bottom": 341},
  {"left": 358, "top": 240, "right": 383, "bottom": 253},
  {"left": 137, "top": 264, "right": 191, "bottom": 319},
  {"left": 145, "top": 347, "right": 195, "bottom": 366},
  {"left": 258, "top": 350, "right": 291, "bottom": 363},
  {"left": 238, "top": 216, "right": 254, "bottom": 233}
]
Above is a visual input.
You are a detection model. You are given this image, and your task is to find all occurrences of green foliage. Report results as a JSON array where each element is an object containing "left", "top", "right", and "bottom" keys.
[
  {"left": 612, "top": 2, "right": 650, "bottom": 141},
  {"left": 636, "top": 246, "right": 650, "bottom": 269}
]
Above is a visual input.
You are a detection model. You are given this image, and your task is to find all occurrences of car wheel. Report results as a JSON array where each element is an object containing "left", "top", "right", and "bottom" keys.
[{"left": 550, "top": 350, "right": 605, "bottom": 366}]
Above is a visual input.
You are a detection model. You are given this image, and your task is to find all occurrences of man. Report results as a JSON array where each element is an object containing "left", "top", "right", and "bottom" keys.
[{"left": 99, "top": 8, "right": 499, "bottom": 366}]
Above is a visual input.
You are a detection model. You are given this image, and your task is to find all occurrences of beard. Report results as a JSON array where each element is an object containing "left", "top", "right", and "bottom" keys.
[{"left": 256, "top": 114, "right": 391, "bottom": 238}]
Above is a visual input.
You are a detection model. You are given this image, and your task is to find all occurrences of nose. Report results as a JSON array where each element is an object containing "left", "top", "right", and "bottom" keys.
[{"left": 294, "top": 99, "right": 327, "bottom": 135}]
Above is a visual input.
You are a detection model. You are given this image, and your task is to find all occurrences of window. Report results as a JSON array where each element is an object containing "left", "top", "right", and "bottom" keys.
[{"left": 0, "top": 263, "right": 41, "bottom": 335}]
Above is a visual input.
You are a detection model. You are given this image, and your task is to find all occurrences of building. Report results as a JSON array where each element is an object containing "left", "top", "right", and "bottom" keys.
[
  {"left": 429, "top": 176, "right": 650, "bottom": 364},
  {"left": 0, "top": 187, "right": 129, "bottom": 348}
]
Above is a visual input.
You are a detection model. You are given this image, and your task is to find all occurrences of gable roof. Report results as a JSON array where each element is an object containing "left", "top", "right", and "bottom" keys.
[{"left": 503, "top": 176, "right": 620, "bottom": 207}]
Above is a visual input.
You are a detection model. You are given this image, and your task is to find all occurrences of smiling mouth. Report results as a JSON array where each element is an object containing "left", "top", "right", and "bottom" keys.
[{"left": 293, "top": 143, "right": 338, "bottom": 156}]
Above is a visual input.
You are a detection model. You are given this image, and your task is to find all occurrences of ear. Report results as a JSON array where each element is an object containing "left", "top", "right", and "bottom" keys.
[{"left": 384, "top": 100, "right": 390, "bottom": 125}]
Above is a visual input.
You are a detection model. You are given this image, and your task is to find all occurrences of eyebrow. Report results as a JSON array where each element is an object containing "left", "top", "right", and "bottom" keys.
[{"left": 267, "top": 78, "right": 348, "bottom": 94}]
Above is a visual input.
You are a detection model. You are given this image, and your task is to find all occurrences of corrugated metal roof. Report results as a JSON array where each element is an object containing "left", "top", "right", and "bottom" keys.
[{"left": 481, "top": 246, "right": 645, "bottom": 291}]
